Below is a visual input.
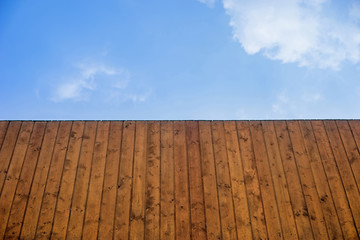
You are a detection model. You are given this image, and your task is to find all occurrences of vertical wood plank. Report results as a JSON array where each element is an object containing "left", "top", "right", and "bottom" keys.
[
  {"left": 262, "top": 121, "right": 298, "bottom": 239},
  {"left": 82, "top": 121, "right": 110, "bottom": 240},
  {"left": 160, "top": 121, "right": 175, "bottom": 240},
  {"left": 0, "top": 122, "right": 22, "bottom": 194},
  {"left": 211, "top": 121, "right": 238, "bottom": 239},
  {"left": 5, "top": 122, "right": 58, "bottom": 240},
  {"left": 19, "top": 122, "right": 64, "bottom": 239},
  {"left": 50, "top": 121, "right": 85, "bottom": 239},
  {"left": 66, "top": 121, "right": 97, "bottom": 239},
  {"left": 34, "top": 121, "right": 72, "bottom": 239},
  {"left": 336, "top": 120, "right": 360, "bottom": 191},
  {"left": 173, "top": 121, "right": 191, "bottom": 240},
  {"left": 129, "top": 121, "right": 148, "bottom": 240},
  {"left": 199, "top": 121, "right": 222, "bottom": 240},
  {"left": 236, "top": 121, "right": 268, "bottom": 240},
  {"left": 312, "top": 120, "right": 359, "bottom": 239},
  {"left": 223, "top": 121, "right": 252, "bottom": 239},
  {"left": 323, "top": 120, "right": 360, "bottom": 234},
  {"left": 299, "top": 121, "right": 343, "bottom": 239},
  {"left": 114, "top": 121, "right": 135, "bottom": 240},
  {"left": 0, "top": 122, "right": 36, "bottom": 239},
  {"left": 249, "top": 121, "right": 283, "bottom": 240},
  {"left": 144, "top": 121, "right": 161, "bottom": 239},
  {"left": 0, "top": 121, "right": 9, "bottom": 149},
  {"left": 98, "top": 121, "right": 123, "bottom": 240},
  {"left": 274, "top": 121, "right": 314, "bottom": 240},
  {"left": 287, "top": 121, "right": 329, "bottom": 239},
  {"left": 186, "top": 121, "right": 206, "bottom": 240},
  {"left": 349, "top": 120, "right": 360, "bottom": 153}
]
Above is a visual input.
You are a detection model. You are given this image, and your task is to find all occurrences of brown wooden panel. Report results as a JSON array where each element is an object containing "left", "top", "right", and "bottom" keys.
[
  {"left": 211, "top": 121, "right": 238, "bottom": 239},
  {"left": 0, "top": 120, "right": 358, "bottom": 239},
  {"left": 250, "top": 121, "right": 283, "bottom": 240},
  {"left": 0, "top": 121, "right": 22, "bottom": 194},
  {"left": 129, "top": 121, "right": 148, "bottom": 240},
  {"left": 82, "top": 121, "right": 110, "bottom": 240},
  {"left": 0, "top": 122, "right": 37, "bottom": 239},
  {"left": 35, "top": 121, "right": 72, "bottom": 239},
  {"left": 224, "top": 121, "right": 252, "bottom": 239},
  {"left": 186, "top": 121, "right": 206, "bottom": 240},
  {"left": 324, "top": 120, "right": 360, "bottom": 234},
  {"left": 287, "top": 121, "right": 329, "bottom": 239},
  {"left": 336, "top": 120, "right": 360, "bottom": 192},
  {"left": 0, "top": 121, "right": 9, "bottom": 149},
  {"left": 199, "top": 121, "right": 222, "bottom": 240},
  {"left": 98, "top": 121, "right": 123, "bottom": 240},
  {"left": 262, "top": 121, "right": 298, "bottom": 239},
  {"left": 144, "top": 121, "right": 161, "bottom": 239},
  {"left": 5, "top": 122, "right": 58, "bottom": 239},
  {"left": 299, "top": 121, "right": 343, "bottom": 239},
  {"left": 173, "top": 121, "right": 191, "bottom": 239},
  {"left": 312, "top": 120, "right": 358, "bottom": 239},
  {"left": 66, "top": 121, "right": 97, "bottom": 239},
  {"left": 20, "top": 122, "right": 65, "bottom": 239},
  {"left": 236, "top": 121, "right": 268, "bottom": 240},
  {"left": 114, "top": 121, "right": 136, "bottom": 240},
  {"left": 160, "top": 121, "right": 175, "bottom": 240},
  {"left": 51, "top": 121, "right": 85, "bottom": 239},
  {"left": 274, "top": 121, "right": 314, "bottom": 240}
]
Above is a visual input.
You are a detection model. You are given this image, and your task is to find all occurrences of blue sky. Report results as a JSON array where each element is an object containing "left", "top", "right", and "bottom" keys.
[{"left": 1, "top": 0, "right": 360, "bottom": 120}]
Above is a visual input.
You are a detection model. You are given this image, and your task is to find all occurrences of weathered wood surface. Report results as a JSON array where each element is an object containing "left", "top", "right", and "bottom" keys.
[{"left": 0, "top": 120, "right": 359, "bottom": 239}]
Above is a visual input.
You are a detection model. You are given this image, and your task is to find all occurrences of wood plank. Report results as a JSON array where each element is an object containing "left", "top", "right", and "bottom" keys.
[
  {"left": 336, "top": 120, "right": 360, "bottom": 191},
  {"left": 299, "top": 121, "right": 343, "bottom": 239},
  {"left": 0, "top": 121, "right": 9, "bottom": 149},
  {"left": 211, "top": 121, "right": 238, "bottom": 239},
  {"left": 0, "top": 121, "right": 36, "bottom": 239},
  {"left": 144, "top": 121, "right": 161, "bottom": 239},
  {"left": 160, "top": 121, "right": 175, "bottom": 240},
  {"left": 287, "top": 121, "right": 329, "bottom": 239},
  {"left": 312, "top": 120, "right": 359, "bottom": 239},
  {"left": 34, "top": 121, "right": 72, "bottom": 239},
  {"left": 198, "top": 121, "right": 222, "bottom": 240},
  {"left": 323, "top": 120, "right": 360, "bottom": 234},
  {"left": 129, "top": 121, "right": 148, "bottom": 240},
  {"left": 262, "top": 121, "right": 298, "bottom": 239},
  {"left": 66, "top": 121, "right": 97, "bottom": 239},
  {"left": 2, "top": 120, "right": 360, "bottom": 239},
  {"left": 223, "top": 121, "right": 252, "bottom": 239},
  {"left": 173, "top": 121, "right": 191, "bottom": 240},
  {"left": 5, "top": 122, "right": 58, "bottom": 240},
  {"left": 236, "top": 121, "right": 268, "bottom": 240},
  {"left": 0, "top": 121, "right": 22, "bottom": 194},
  {"left": 185, "top": 121, "right": 206, "bottom": 240},
  {"left": 249, "top": 121, "right": 283, "bottom": 240},
  {"left": 274, "top": 121, "right": 314, "bottom": 240},
  {"left": 114, "top": 121, "right": 136, "bottom": 240},
  {"left": 19, "top": 122, "right": 65, "bottom": 239},
  {"left": 349, "top": 120, "right": 360, "bottom": 155},
  {"left": 82, "top": 121, "right": 110, "bottom": 240},
  {"left": 98, "top": 121, "right": 123, "bottom": 240},
  {"left": 50, "top": 121, "right": 85, "bottom": 239}
]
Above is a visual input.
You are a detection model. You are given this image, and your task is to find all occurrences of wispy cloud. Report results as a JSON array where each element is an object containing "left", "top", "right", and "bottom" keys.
[
  {"left": 197, "top": 0, "right": 217, "bottom": 7},
  {"left": 271, "top": 90, "right": 323, "bottom": 117},
  {"left": 51, "top": 62, "right": 150, "bottom": 103},
  {"left": 202, "top": 0, "right": 360, "bottom": 69}
]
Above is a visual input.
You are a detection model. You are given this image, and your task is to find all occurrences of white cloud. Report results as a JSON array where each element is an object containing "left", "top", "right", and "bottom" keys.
[
  {"left": 51, "top": 62, "right": 137, "bottom": 102},
  {"left": 219, "top": 0, "right": 360, "bottom": 69},
  {"left": 198, "top": 0, "right": 216, "bottom": 7}
]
